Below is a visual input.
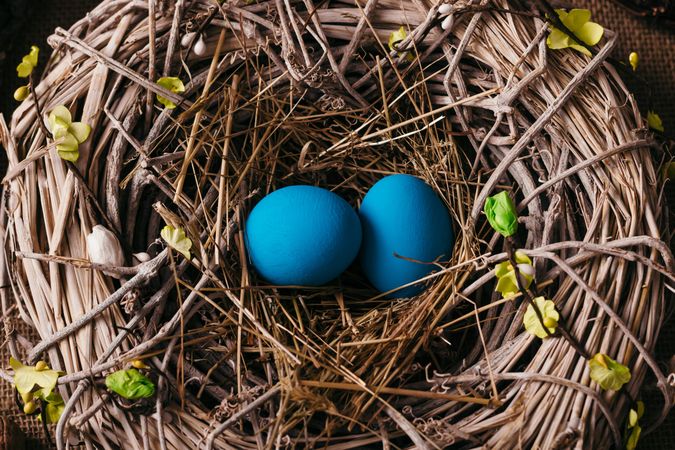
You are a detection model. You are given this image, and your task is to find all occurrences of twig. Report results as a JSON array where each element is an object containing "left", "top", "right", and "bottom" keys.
[
  {"left": 174, "top": 28, "right": 227, "bottom": 201},
  {"left": 431, "top": 371, "right": 622, "bottom": 447},
  {"left": 214, "top": 75, "right": 240, "bottom": 263},
  {"left": 28, "top": 73, "right": 50, "bottom": 137},
  {"left": 299, "top": 380, "right": 491, "bottom": 405},
  {"left": 52, "top": 27, "right": 191, "bottom": 110},
  {"left": 15, "top": 251, "right": 139, "bottom": 276},
  {"left": 506, "top": 238, "right": 590, "bottom": 359},
  {"left": 518, "top": 139, "right": 651, "bottom": 209},
  {"left": 145, "top": 0, "right": 157, "bottom": 133},
  {"left": 56, "top": 381, "right": 89, "bottom": 450},
  {"left": 535, "top": 251, "right": 673, "bottom": 433},
  {"left": 27, "top": 250, "right": 168, "bottom": 363},
  {"left": 338, "top": 0, "right": 379, "bottom": 74},
  {"left": 471, "top": 31, "right": 618, "bottom": 221},
  {"left": 162, "top": 0, "right": 184, "bottom": 76}
]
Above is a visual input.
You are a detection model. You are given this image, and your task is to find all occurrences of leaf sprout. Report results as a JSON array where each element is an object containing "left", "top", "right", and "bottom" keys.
[
  {"left": 494, "top": 251, "right": 534, "bottom": 298},
  {"left": 9, "top": 357, "right": 65, "bottom": 423},
  {"left": 647, "top": 111, "right": 664, "bottom": 133},
  {"left": 161, "top": 225, "right": 192, "bottom": 259},
  {"left": 547, "top": 9, "right": 604, "bottom": 57},
  {"left": 47, "top": 105, "right": 92, "bottom": 162},
  {"left": 16, "top": 46, "right": 39, "bottom": 78},
  {"left": 523, "top": 297, "right": 559, "bottom": 338},
  {"left": 156, "top": 76, "right": 185, "bottom": 109},
  {"left": 388, "top": 26, "right": 414, "bottom": 62},
  {"left": 588, "top": 353, "right": 631, "bottom": 391},
  {"left": 105, "top": 369, "right": 156, "bottom": 400},
  {"left": 484, "top": 191, "right": 518, "bottom": 237},
  {"left": 625, "top": 401, "right": 644, "bottom": 450}
]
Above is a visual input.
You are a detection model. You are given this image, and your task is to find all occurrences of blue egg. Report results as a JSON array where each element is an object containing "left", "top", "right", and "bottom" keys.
[
  {"left": 245, "top": 185, "right": 362, "bottom": 286},
  {"left": 359, "top": 174, "right": 454, "bottom": 297}
]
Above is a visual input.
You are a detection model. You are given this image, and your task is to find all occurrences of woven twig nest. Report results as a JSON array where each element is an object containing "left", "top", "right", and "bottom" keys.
[{"left": 1, "top": 0, "right": 672, "bottom": 448}]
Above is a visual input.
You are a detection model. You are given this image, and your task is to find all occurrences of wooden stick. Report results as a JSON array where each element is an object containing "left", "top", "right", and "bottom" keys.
[
  {"left": 214, "top": 74, "right": 240, "bottom": 264},
  {"left": 298, "top": 380, "right": 491, "bottom": 405},
  {"left": 173, "top": 28, "right": 227, "bottom": 201}
]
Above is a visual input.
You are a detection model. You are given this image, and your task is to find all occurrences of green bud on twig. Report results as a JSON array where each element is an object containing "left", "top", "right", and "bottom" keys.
[{"left": 484, "top": 191, "right": 518, "bottom": 237}]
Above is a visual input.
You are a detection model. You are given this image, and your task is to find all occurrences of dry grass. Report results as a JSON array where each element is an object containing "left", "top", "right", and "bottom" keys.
[{"left": 0, "top": 0, "right": 672, "bottom": 448}]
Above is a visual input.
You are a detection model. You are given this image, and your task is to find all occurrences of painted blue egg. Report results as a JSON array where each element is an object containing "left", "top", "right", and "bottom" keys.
[
  {"left": 245, "top": 185, "right": 362, "bottom": 286},
  {"left": 359, "top": 174, "right": 454, "bottom": 297}
]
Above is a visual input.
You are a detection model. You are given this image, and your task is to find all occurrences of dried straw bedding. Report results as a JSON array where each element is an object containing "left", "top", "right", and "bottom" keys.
[{"left": 0, "top": 0, "right": 672, "bottom": 448}]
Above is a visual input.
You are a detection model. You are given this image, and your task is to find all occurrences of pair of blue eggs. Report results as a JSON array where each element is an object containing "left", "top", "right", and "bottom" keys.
[{"left": 244, "top": 174, "right": 454, "bottom": 298}]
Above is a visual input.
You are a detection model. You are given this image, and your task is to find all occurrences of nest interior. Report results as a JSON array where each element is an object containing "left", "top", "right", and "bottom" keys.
[{"left": 0, "top": 0, "right": 672, "bottom": 448}]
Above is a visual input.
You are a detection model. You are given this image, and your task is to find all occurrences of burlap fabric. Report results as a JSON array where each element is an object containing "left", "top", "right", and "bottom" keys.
[
  {"left": 576, "top": 2, "right": 675, "bottom": 449},
  {"left": 0, "top": 1, "right": 672, "bottom": 448},
  {"left": 0, "top": 315, "right": 50, "bottom": 449},
  {"left": 580, "top": 0, "right": 675, "bottom": 139}
]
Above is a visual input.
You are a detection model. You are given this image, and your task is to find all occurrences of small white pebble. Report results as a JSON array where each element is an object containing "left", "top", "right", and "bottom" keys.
[
  {"left": 438, "top": 4, "right": 452, "bottom": 15},
  {"left": 194, "top": 34, "right": 206, "bottom": 56},
  {"left": 441, "top": 15, "right": 453, "bottom": 30},
  {"left": 180, "top": 31, "right": 195, "bottom": 48}
]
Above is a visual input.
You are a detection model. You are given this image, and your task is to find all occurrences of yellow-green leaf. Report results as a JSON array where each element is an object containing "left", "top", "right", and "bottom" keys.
[
  {"left": 588, "top": 353, "right": 631, "bottom": 391},
  {"left": 576, "top": 21, "right": 604, "bottom": 46},
  {"left": 25, "top": 46, "right": 39, "bottom": 67},
  {"left": 388, "top": 26, "right": 413, "bottom": 62},
  {"left": 494, "top": 251, "right": 533, "bottom": 298},
  {"left": 627, "top": 400, "right": 645, "bottom": 428},
  {"left": 628, "top": 408, "right": 638, "bottom": 428},
  {"left": 16, "top": 46, "right": 39, "bottom": 78},
  {"left": 647, "top": 111, "right": 664, "bottom": 132},
  {"left": 629, "top": 52, "right": 638, "bottom": 71},
  {"left": 547, "top": 28, "right": 571, "bottom": 50},
  {"left": 17, "top": 62, "right": 33, "bottom": 78},
  {"left": 9, "top": 357, "right": 62, "bottom": 399},
  {"left": 568, "top": 44, "right": 592, "bottom": 57},
  {"left": 388, "top": 26, "right": 407, "bottom": 52},
  {"left": 38, "top": 391, "right": 65, "bottom": 423},
  {"left": 664, "top": 162, "right": 675, "bottom": 180},
  {"left": 161, "top": 225, "right": 192, "bottom": 259},
  {"left": 523, "top": 297, "right": 559, "bottom": 338},
  {"left": 47, "top": 106, "right": 91, "bottom": 162},
  {"left": 625, "top": 401, "right": 644, "bottom": 450},
  {"left": 69, "top": 122, "right": 91, "bottom": 144},
  {"left": 23, "top": 401, "right": 38, "bottom": 415},
  {"left": 557, "top": 9, "right": 590, "bottom": 32},
  {"left": 131, "top": 359, "right": 150, "bottom": 370},
  {"left": 156, "top": 76, "right": 185, "bottom": 109},
  {"left": 636, "top": 400, "right": 645, "bottom": 419},
  {"left": 547, "top": 9, "right": 603, "bottom": 56},
  {"left": 626, "top": 423, "right": 641, "bottom": 450},
  {"left": 56, "top": 133, "right": 81, "bottom": 162},
  {"left": 105, "top": 369, "right": 156, "bottom": 400},
  {"left": 48, "top": 105, "right": 72, "bottom": 136},
  {"left": 43, "top": 401, "right": 65, "bottom": 424}
]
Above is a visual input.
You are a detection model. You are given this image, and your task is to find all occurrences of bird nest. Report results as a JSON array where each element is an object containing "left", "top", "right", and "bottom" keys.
[{"left": 0, "top": 0, "right": 672, "bottom": 448}]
